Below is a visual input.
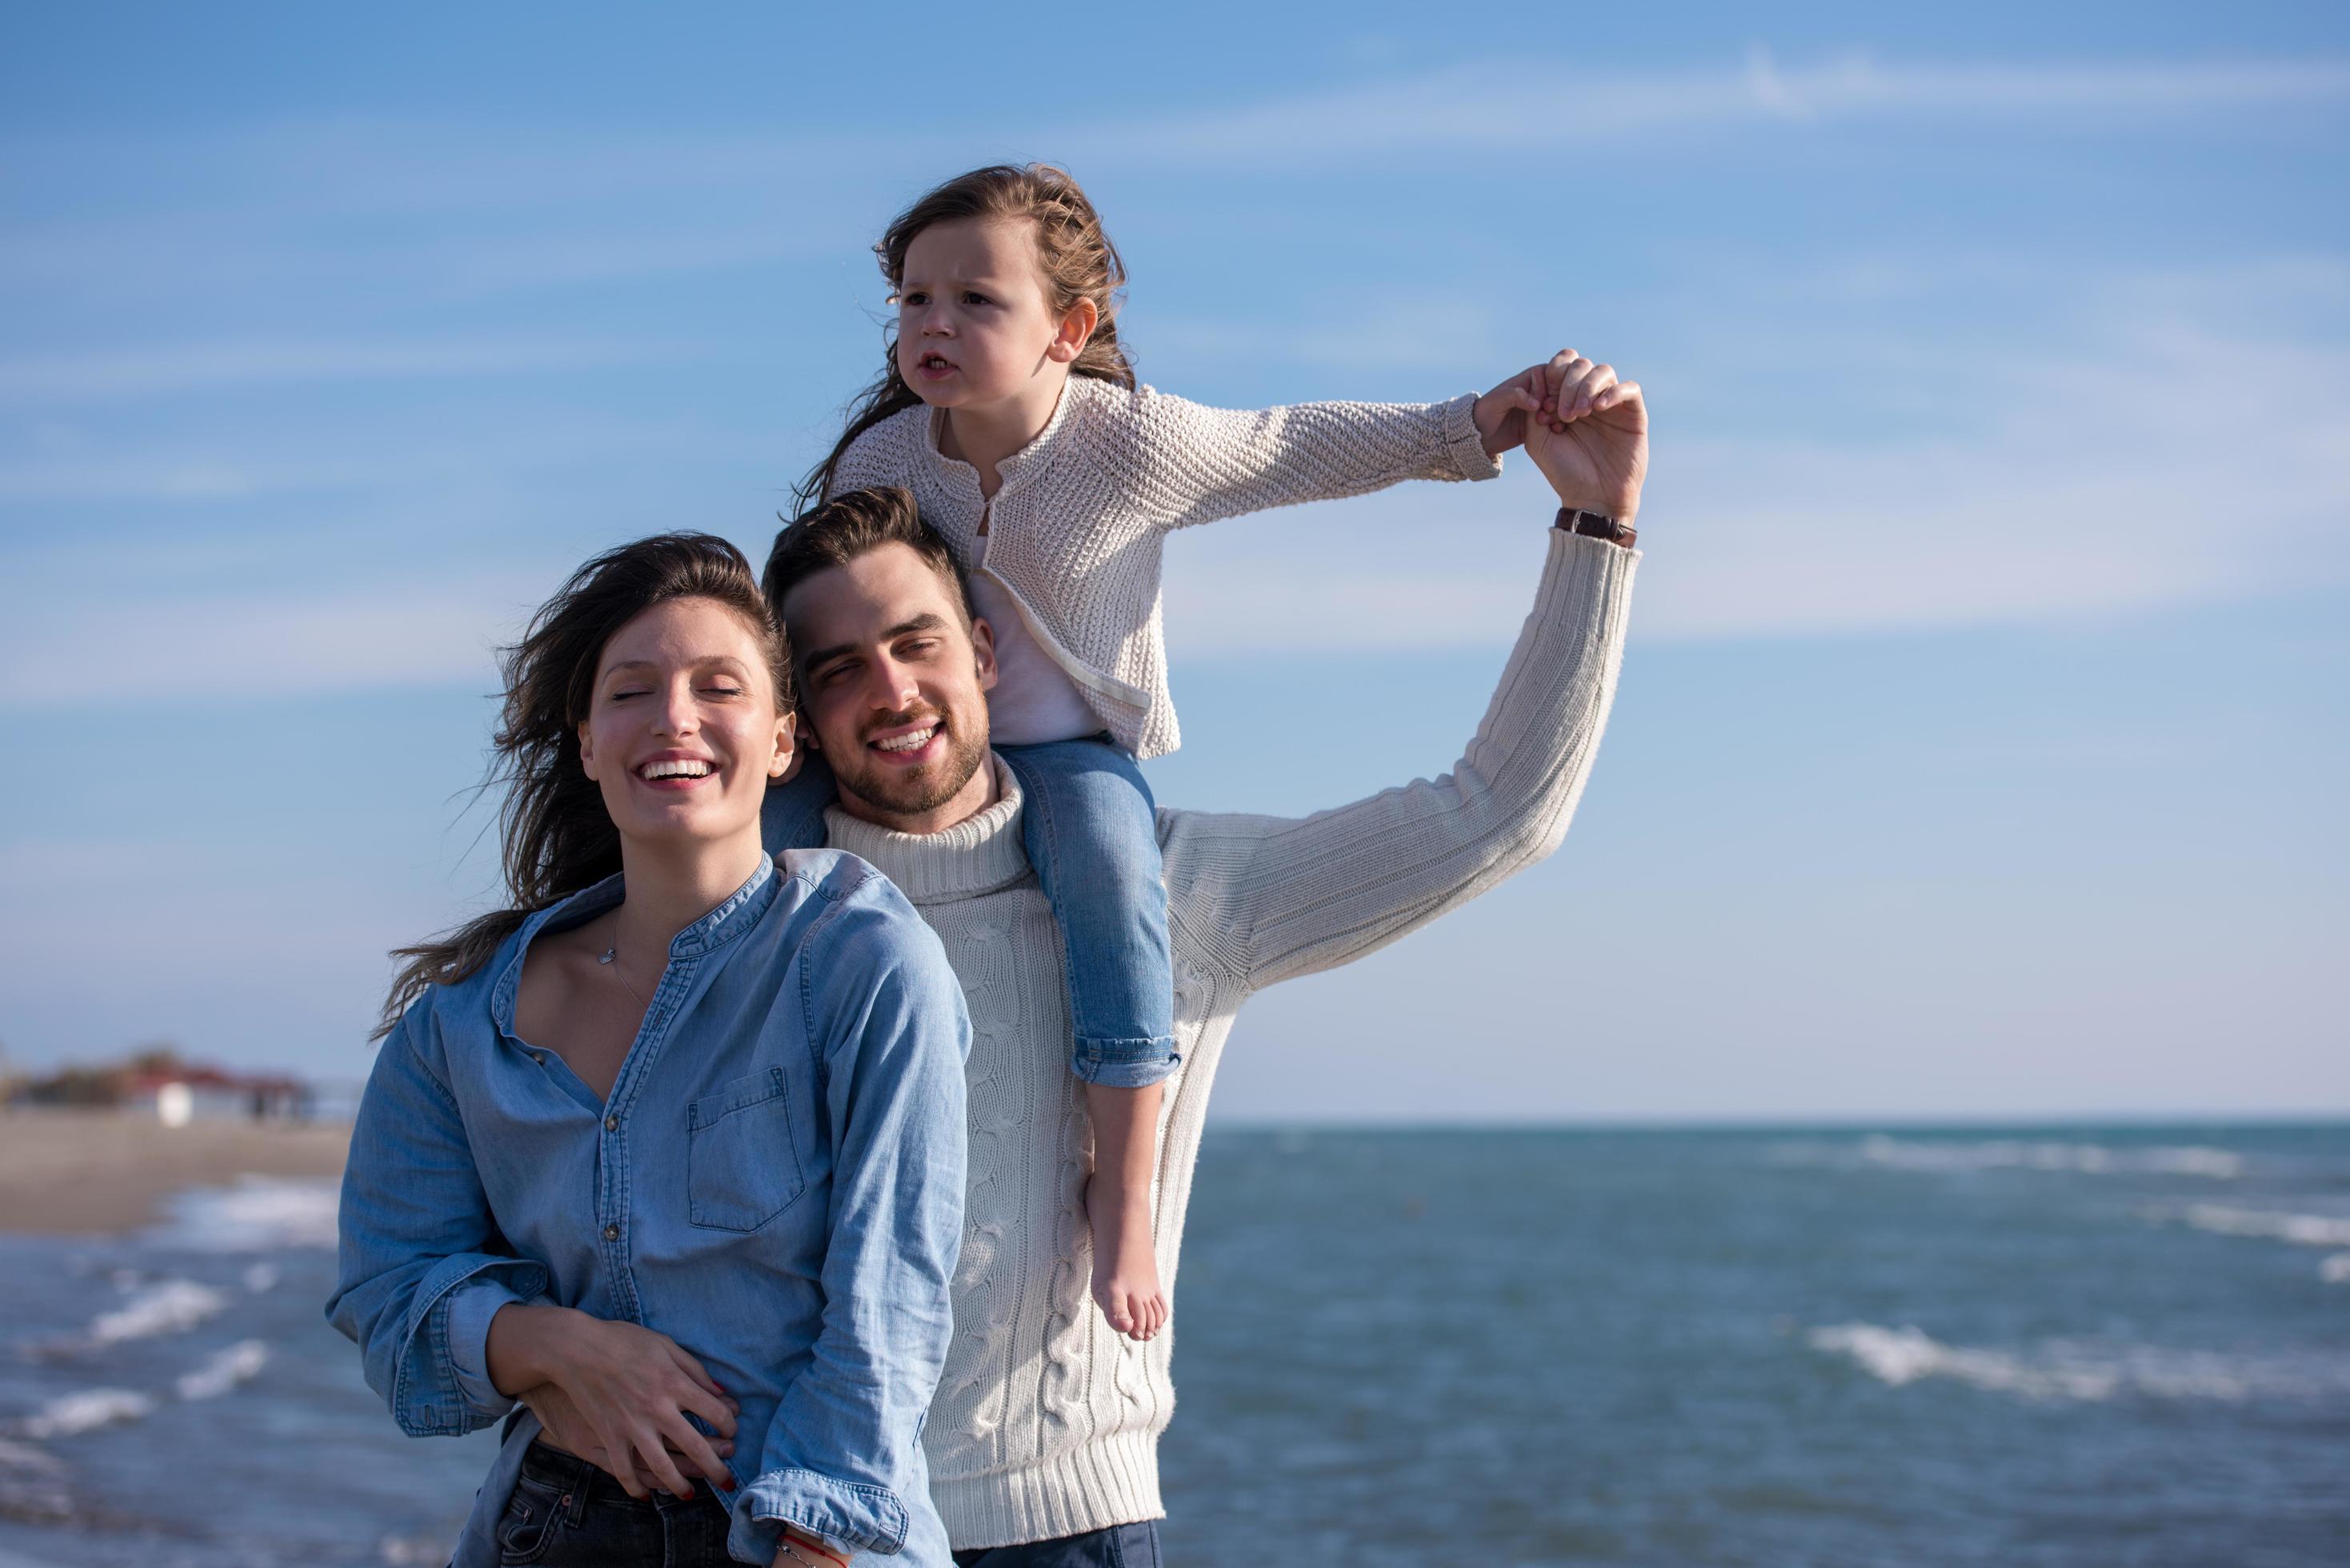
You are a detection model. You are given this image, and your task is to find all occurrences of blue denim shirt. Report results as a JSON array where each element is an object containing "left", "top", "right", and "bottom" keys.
[{"left": 327, "top": 850, "right": 968, "bottom": 1566}]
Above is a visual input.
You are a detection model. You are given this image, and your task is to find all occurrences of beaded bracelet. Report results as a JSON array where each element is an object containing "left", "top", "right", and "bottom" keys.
[{"left": 777, "top": 1534, "right": 851, "bottom": 1568}]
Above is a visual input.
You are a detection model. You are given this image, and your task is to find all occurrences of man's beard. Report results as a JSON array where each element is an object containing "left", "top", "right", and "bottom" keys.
[{"left": 827, "top": 705, "right": 991, "bottom": 822}]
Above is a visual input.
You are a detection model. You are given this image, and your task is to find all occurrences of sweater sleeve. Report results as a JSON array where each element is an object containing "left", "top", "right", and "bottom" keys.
[
  {"left": 1161, "top": 529, "right": 1636, "bottom": 994},
  {"left": 1116, "top": 384, "right": 1502, "bottom": 531}
]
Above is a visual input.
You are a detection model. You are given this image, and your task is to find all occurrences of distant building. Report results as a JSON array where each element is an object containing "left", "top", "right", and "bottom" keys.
[{"left": 8, "top": 1046, "right": 313, "bottom": 1124}]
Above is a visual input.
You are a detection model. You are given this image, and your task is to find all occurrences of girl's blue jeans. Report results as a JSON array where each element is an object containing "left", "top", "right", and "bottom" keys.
[{"left": 763, "top": 736, "right": 1179, "bottom": 1089}]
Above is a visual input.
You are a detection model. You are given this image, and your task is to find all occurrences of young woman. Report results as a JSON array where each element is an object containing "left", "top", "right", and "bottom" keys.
[{"left": 330, "top": 533, "right": 967, "bottom": 1567}]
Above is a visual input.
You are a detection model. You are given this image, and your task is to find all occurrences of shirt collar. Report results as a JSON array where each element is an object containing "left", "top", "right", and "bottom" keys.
[{"left": 489, "top": 853, "right": 782, "bottom": 1034}]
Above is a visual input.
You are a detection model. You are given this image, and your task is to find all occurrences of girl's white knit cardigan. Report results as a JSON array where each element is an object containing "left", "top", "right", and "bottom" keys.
[{"left": 830, "top": 375, "right": 1500, "bottom": 759}]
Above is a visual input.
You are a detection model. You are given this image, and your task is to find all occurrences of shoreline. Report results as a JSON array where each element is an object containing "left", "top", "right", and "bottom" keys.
[{"left": 0, "top": 1109, "right": 350, "bottom": 1235}]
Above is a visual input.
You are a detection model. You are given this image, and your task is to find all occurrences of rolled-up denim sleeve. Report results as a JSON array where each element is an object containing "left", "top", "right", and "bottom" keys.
[
  {"left": 731, "top": 886, "right": 970, "bottom": 1560},
  {"left": 325, "top": 1011, "right": 548, "bottom": 1438}
]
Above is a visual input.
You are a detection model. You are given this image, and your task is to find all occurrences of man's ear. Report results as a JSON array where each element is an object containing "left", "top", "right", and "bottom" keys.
[
  {"left": 1045, "top": 298, "right": 1099, "bottom": 366},
  {"left": 970, "top": 615, "right": 1000, "bottom": 694}
]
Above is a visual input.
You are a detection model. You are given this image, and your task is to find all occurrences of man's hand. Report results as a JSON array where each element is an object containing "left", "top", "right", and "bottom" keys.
[
  {"left": 1523, "top": 350, "right": 1647, "bottom": 523},
  {"left": 486, "top": 1304, "right": 739, "bottom": 1502}
]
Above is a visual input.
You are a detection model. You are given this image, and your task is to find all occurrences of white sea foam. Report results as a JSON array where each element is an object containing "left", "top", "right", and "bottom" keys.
[
  {"left": 1844, "top": 1134, "right": 2245, "bottom": 1178},
  {"left": 2319, "top": 1254, "right": 2350, "bottom": 1284},
  {"left": 0, "top": 1437, "right": 62, "bottom": 1474},
  {"left": 242, "top": 1262, "right": 282, "bottom": 1294},
  {"left": 154, "top": 1175, "right": 340, "bottom": 1251},
  {"left": 85, "top": 1279, "right": 228, "bottom": 1346},
  {"left": 1808, "top": 1322, "right": 2348, "bottom": 1404},
  {"left": 2176, "top": 1204, "right": 2350, "bottom": 1248},
  {"left": 174, "top": 1339, "right": 269, "bottom": 1402},
  {"left": 21, "top": 1388, "right": 156, "bottom": 1439}
]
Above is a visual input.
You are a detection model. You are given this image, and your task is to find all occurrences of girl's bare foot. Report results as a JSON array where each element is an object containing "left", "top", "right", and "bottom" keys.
[{"left": 1085, "top": 1170, "right": 1167, "bottom": 1341}]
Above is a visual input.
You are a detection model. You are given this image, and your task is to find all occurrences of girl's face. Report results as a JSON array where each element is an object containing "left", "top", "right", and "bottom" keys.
[
  {"left": 578, "top": 596, "right": 793, "bottom": 855},
  {"left": 895, "top": 216, "right": 1093, "bottom": 411}
]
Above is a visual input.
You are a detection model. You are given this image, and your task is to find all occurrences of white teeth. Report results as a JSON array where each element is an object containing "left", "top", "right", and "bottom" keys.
[
  {"left": 874, "top": 726, "right": 937, "bottom": 754},
  {"left": 643, "top": 758, "right": 714, "bottom": 779}
]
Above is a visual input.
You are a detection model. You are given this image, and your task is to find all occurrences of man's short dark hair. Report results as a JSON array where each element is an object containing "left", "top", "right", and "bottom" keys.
[{"left": 762, "top": 486, "right": 975, "bottom": 634}]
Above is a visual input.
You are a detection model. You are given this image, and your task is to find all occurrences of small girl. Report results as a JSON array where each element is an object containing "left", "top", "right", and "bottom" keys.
[{"left": 767, "top": 163, "right": 1570, "bottom": 1342}]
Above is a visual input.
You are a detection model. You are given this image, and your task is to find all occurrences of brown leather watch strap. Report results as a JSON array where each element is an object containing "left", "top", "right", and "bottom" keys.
[{"left": 1555, "top": 507, "right": 1638, "bottom": 550}]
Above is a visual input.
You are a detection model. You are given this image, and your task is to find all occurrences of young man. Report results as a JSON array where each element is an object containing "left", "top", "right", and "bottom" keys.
[{"left": 542, "top": 367, "right": 1646, "bottom": 1562}]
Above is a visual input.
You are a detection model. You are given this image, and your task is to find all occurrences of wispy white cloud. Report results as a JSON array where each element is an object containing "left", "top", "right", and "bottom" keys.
[
  {"left": 0, "top": 575, "right": 544, "bottom": 707},
  {"left": 1162, "top": 268, "right": 2350, "bottom": 651},
  {"left": 1091, "top": 50, "right": 2350, "bottom": 166},
  {"left": 0, "top": 333, "right": 691, "bottom": 403}
]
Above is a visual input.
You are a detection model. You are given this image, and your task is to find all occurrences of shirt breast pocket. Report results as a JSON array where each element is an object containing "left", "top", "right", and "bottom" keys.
[{"left": 686, "top": 1067, "right": 807, "bottom": 1232}]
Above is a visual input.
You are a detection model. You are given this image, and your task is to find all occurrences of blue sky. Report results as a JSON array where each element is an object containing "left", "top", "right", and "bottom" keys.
[{"left": 2, "top": 2, "right": 2343, "bottom": 1118}]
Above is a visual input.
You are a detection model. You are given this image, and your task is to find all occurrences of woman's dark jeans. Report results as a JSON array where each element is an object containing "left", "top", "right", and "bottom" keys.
[{"left": 492, "top": 1442, "right": 737, "bottom": 1567}]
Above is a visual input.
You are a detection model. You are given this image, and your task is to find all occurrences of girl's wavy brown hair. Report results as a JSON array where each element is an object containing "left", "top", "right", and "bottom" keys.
[
  {"left": 795, "top": 162, "right": 1134, "bottom": 512},
  {"left": 374, "top": 532, "right": 788, "bottom": 1040}
]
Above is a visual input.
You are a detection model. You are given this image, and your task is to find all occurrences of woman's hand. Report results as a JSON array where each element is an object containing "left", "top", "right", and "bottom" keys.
[
  {"left": 521, "top": 1379, "right": 737, "bottom": 1495},
  {"left": 486, "top": 1303, "right": 739, "bottom": 1501},
  {"left": 1523, "top": 350, "right": 1647, "bottom": 523}
]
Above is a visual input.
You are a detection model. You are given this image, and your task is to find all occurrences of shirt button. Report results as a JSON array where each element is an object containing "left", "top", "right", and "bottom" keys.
[
  {"left": 603, "top": 1224, "right": 619, "bottom": 1242},
  {"left": 531, "top": 1052, "right": 546, "bottom": 1065},
  {"left": 605, "top": 1116, "right": 619, "bottom": 1132}
]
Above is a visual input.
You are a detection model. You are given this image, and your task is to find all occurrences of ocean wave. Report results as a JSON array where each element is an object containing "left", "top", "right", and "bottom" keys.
[
  {"left": 1836, "top": 1135, "right": 2245, "bottom": 1178},
  {"left": 2172, "top": 1204, "right": 2350, "bottom": 1248},
  {"left": 86, "top": 1279, "right": 229, "bottom": 1347},
  {"left": 20, "top": 1388, "right": 156, "bottom": 1439},
  {"left": 1807, "top": 1322, "right": 2350, "bottom": 1403},
  {"left": 174, "top": 1339, "right": 269, "bottom": 1402},
  {"left": 152, "top": 1175, "right": 341, "bottom": 1252}
]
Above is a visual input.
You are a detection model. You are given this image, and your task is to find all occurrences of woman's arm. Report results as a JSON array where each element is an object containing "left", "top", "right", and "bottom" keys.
[
  {"left": 325, "top": 1011, "right": 553, "bottom": 1437},
  {"left": 731, "top": 884, "right": 971, "bottom": 1564}
]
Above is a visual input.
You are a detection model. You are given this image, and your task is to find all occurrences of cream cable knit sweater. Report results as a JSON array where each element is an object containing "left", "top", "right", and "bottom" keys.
[
  {"left": 830, "top": 376, "right": 1503, "bottom": 759},
  {"left": 821, "top": 529, "right": 1639, "bottom": 1550}
]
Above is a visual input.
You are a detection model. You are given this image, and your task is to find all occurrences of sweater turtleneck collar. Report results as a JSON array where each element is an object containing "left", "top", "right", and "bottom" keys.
[{"left": 821, "top": 755, "right": 1032, "bottom": 903}]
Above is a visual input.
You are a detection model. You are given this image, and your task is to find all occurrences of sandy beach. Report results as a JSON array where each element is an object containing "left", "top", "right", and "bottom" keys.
[{"left": 0, "top": 1110, "right": 350, "bottom": 1234}]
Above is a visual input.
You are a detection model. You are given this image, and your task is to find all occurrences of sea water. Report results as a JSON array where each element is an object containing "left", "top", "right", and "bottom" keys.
[{"left": 2, "top": 1125, "right": 2344, "bottom": 1566}]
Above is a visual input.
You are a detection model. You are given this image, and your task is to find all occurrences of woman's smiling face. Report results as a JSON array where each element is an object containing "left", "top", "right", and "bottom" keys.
[{"left": 577, "top": 595, "right": 793, "bottom": 852}]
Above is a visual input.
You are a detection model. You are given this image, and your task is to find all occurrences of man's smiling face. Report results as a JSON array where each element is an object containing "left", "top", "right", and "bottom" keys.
[{"left": 783, "top": 541, "right": 999, "bottom": 835}]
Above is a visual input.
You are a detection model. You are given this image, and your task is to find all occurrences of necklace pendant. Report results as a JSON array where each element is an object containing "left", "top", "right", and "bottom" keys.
[{"left": 598, "top": 947, "right": 616, "bottom": 966}]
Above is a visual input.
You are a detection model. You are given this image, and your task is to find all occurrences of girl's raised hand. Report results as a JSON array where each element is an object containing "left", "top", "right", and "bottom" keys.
[
  {"left": 1523, "top": 351, "right": 1647, "bottom": 523},
  {"left": 1474, "top": 359, "right": 1564, "bottom": 458}
]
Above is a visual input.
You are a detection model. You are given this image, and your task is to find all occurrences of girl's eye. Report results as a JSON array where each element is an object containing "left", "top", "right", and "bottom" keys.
[
  {"left": 703, "top": 686, "right": 744, "bottom": 698},
  {"left": 962, "top": 291, "right": 990, "bottom": 306},
  {"left": 900, "top": 291, "right": 926, "bottom": 307}
]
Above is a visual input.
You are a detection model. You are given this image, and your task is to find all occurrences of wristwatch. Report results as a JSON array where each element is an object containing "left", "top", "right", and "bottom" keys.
[{"left": 1555, "top": 507, "right": 1637, "bottom": 549}]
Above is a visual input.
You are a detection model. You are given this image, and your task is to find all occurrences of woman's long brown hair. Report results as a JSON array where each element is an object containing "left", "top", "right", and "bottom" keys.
[
  {"left": 374, "top": 533, "right": 788, "bottom": 1040},
  {"left": 795, "top": 163, "right": 1135, "bottom": 512}
]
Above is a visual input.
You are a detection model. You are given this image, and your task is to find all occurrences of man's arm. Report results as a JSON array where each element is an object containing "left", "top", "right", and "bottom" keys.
[{"left": 1165, "top": 362, "right": 1646, "bottom": 993}]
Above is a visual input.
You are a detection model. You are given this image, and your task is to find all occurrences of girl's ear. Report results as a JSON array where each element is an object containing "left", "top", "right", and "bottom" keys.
[
  {"left": 578, "top": 720, "right": 602, "bottom": 781},
  {"left": 1047, "top": 297, "right": 1099, "bottom": 365}
]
